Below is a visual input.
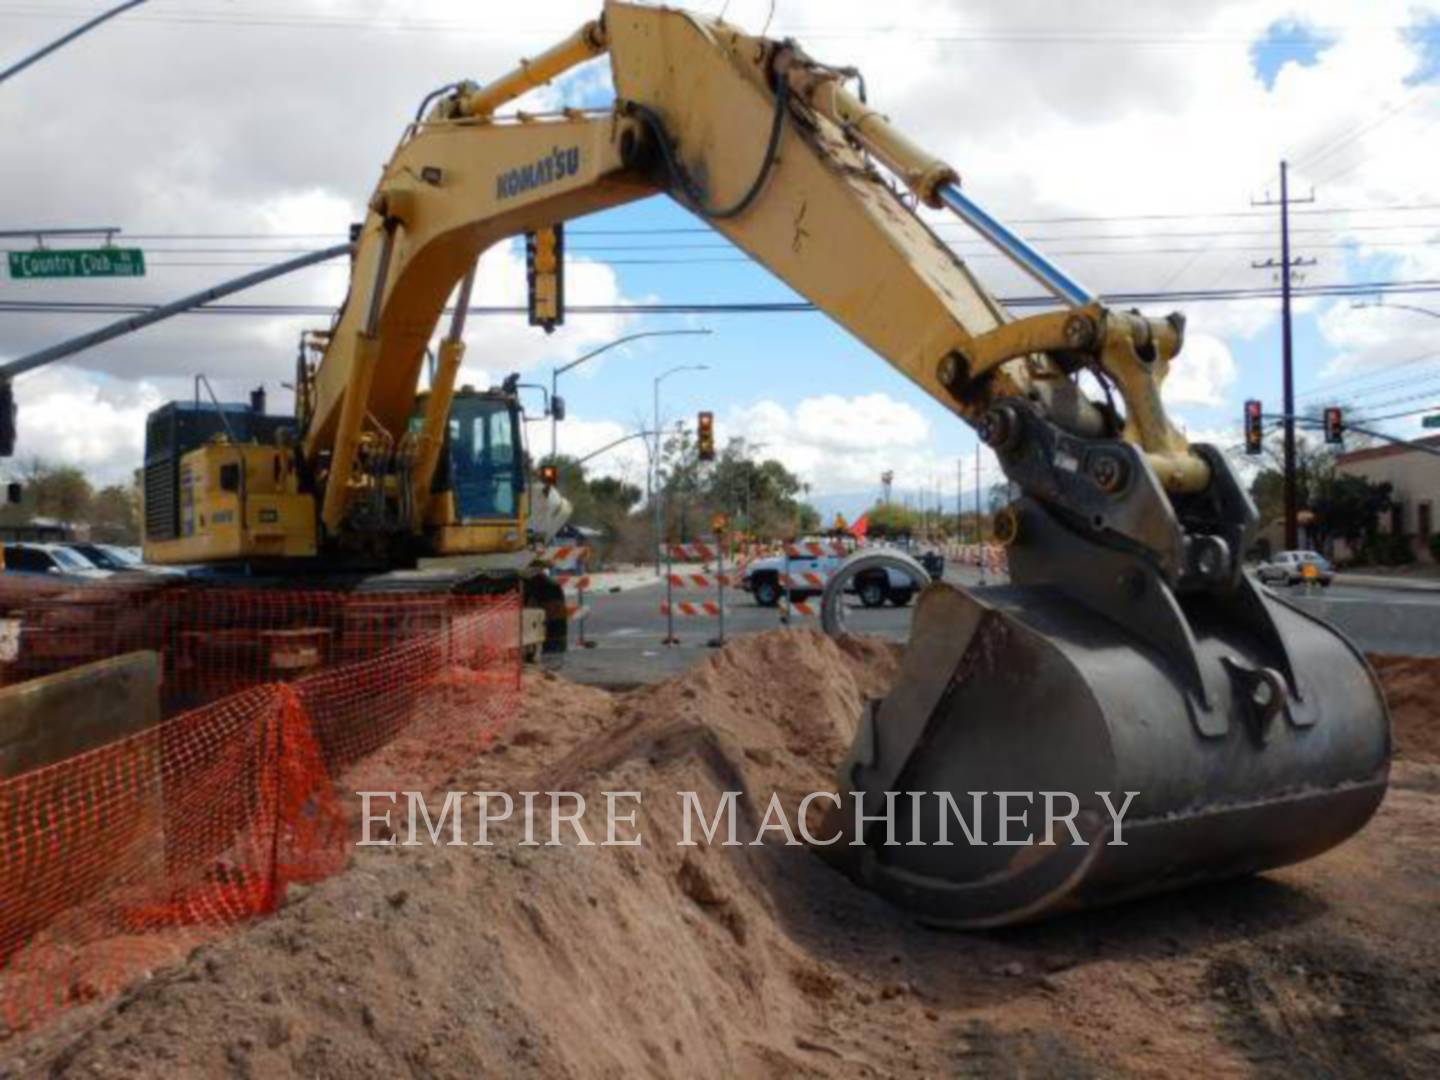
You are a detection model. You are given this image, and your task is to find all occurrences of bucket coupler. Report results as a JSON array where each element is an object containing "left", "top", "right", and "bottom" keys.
[{"left": 824, "top": 404, "right": 1391, "bottom": 927}]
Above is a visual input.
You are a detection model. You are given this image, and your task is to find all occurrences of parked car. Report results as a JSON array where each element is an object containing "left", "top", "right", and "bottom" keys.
[
  {"left": 740, "top": 539, "right": 935, "bottom": 608},
  {"left": 1257, "top": 550, "right": 1334, "bottom": 587},
  {"left": 66, "top": 542, "right": 144, "bottom": 572},
  {"left": 2, "top": 542, "right": 111, "bottom": 578}
]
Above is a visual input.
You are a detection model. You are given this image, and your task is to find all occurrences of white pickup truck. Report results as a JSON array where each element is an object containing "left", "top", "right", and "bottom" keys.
[{"left": 739, "top": 539, "right": 943, "bottom": 608}]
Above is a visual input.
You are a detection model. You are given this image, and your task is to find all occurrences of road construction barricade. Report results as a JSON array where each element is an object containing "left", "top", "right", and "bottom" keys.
[
  {"left": 0, "top": 577, "right": 520, "bottom": 1033},
  {"left": 779, "top": 539, "right": 849, "bottom": 620},
  {"left": 660, "top": 539, "right": 731, "bottom": 646},
  {"left": 954, "top": 542, "right": 1009, "bottom": 580},
  {"left": 543, "top": 545, "right": 592, "bottom": 648}
]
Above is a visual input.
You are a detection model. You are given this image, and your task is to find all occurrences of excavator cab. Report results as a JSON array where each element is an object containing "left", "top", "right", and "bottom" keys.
[{"left": 414, "top": 384, "right": 534, "bottom": 558}]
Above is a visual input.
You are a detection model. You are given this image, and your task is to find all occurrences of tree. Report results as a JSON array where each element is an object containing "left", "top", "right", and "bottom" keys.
[
  {"left": 865, "top": 501, "right": 920, "bottom": 539},
  {"left": 1246, "top": 433, "right": 1393, "bottom": 560},
  {"left": 25, "top": 461, "right": 93, "bottom": 525},
  {"left": 1308, "top": 473, "right": 1392, "bottom": 554},
  {"left": 0, "top": 459, "right": 144, "bottom": 543},
  {"left": 658, "top": 434, "right": 817, "bottom": 541},
  {"left": 1249, "top": 433, "right": 1333, "bottom": 527},
  {"left": 89, "top": 484, "right": 141, "bottom": 543},
  {"left": 538, "top": 454, "right": 642, "bottom": 527}
]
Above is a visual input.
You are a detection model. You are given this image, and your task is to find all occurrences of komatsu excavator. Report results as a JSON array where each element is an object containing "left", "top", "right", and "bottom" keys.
[{"left": 143, "top": 1, "right": 1390, "bottom": 924}]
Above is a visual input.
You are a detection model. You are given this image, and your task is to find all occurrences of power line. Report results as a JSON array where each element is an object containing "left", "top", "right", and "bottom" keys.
[
  {"left": 3, "top": 276, "right": 1438, "bottom": 320},
  {"left": 1327, "top": 369, "right": 1440, "bottom": 406},
  {"left": 1350, "top": 402, "right": 1440, "bottom": 423},
  {"left": 1289, "top": 82, "right": 1436, "bottom": 176},
  {"left": 82, "top": 201, "right": 1440, "bottom": 243},
  {"left": 73, "top": 221, "right": 1440, "bottom": 255},
  {"left": 1334, "top": 382, "right": 1440, "bottom": 412},
  {"left": 75, "top": 236, "right": 1435, "bottom": 273},
  {"left": 3, "top": 5, "right": 1435, "bottom": 46},
  {"left": 1297, "top": 347, "right": 1440, "bottom": 399}
]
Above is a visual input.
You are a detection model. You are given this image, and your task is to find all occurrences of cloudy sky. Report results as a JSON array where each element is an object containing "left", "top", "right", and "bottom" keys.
[{"left": 2, "top": 0, "right": 1438, "bottom": 514}]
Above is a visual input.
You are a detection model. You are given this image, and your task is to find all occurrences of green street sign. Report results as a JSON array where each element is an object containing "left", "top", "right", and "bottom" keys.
[
  {"left": 1423, "top": 414, "right": 1440, "bottom": 429},
  {"left": 7, "top": 247, "right": 145, "bottom": 279}
]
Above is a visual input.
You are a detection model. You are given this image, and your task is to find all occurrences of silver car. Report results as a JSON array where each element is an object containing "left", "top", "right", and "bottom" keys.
[{"left": 1257, "top": 550, "right": 1334, "bottom": 587}]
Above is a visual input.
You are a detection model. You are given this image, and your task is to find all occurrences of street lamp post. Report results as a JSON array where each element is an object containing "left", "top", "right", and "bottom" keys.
[
  {"left": 548, "top": 329, "right": 712, "bottom": 461},
  {"left": 1352, "top": 299, "right": 1440, "bottom": 321},
  {"left": 653, "top": 363, "right": 709, "bottom": 572}
]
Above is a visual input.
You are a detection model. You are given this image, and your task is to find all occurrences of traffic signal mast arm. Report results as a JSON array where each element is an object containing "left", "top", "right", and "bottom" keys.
[
  {"left": 305, "top": 0, "right": 1242, "bottom": 591},
  {"left": 1259, "top": 409, "right": 1440, "bottom": 459}
]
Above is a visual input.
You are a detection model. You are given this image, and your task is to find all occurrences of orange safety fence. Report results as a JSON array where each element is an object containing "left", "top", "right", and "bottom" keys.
[{"left": 0, "top": 576, "right": 520, "bottom": 1033}]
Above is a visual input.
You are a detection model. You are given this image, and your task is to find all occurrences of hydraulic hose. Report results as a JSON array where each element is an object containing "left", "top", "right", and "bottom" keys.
[{"left": 626, "top": 72, "right": 790, "bottom": 221}]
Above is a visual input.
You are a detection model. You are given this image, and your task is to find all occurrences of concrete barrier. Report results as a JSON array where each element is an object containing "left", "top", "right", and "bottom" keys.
[{"left": 0, "top": 651, "right": 162, "bottom": 779}]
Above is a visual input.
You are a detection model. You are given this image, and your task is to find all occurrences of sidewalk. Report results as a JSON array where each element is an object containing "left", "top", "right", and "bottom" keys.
[
  {"left": 1334, "top": 572, "right": 1440, "bottom": 593},
  {"left": 586, "top": 562, "right": 708, "bottom": 594}
]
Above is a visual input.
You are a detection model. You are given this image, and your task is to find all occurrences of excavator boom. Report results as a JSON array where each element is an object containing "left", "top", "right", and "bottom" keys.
[{"left": 294, "top": 0, "right": 1388, "bottom": 925}]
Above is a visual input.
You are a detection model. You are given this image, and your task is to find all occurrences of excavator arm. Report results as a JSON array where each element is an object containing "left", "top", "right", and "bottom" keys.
[
  {"left": 301, "top": 0, "right": 1388, "bottom": 926},
  {"left": 307, "top": 1, "right": 1212, "bottom": 584}
]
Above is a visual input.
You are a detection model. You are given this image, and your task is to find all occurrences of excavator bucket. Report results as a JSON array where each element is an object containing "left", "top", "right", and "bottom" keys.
[{"left": 824, "top": 574, "right": 1390, "bottom": 928}]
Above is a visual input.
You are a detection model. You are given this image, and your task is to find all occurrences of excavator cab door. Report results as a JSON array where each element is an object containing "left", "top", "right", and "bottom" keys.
[{"left": 442, "top": 392, "right": 525, "bottom": 523}]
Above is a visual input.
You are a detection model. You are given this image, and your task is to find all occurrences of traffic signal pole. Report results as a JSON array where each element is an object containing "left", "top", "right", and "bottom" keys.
[
  {"left": 1263, "top": 412, "right": 1440, "bottom": 459},
  {"left": 0, "top": 0, "right": 148, "bottom": 86},
  {"left": 1281, "top": 165, "right": 1302, "bottom": 548}
]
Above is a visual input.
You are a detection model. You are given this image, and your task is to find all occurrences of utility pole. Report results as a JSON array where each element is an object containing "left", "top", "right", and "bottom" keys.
[
  {"left": 1252, "top": 160, "right": 1316, "bottom": 550},
  {"left": 974, "top": 444, "right": 984, "bottom": 585}
]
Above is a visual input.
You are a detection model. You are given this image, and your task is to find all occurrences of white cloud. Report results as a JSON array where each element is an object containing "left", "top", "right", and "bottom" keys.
[
  {"left": 1163, "top": 333, "right": 1239, "bottom": 408},
  {"left": 550, "top": 414, "right": 650, "bottom": 489},
  {"left": 723, "top": 392, "right": 971, "bottom": 494},
  {"left": 5, "top": 0, "right": 1440, "bottom": 484},
  {"left": 10, "top": 367, "right": 166, "bottom": 486}
]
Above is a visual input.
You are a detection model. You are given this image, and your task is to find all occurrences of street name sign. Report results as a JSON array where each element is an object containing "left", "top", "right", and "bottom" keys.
[{"left": 7, "top": 248, "right": 146, "bottom": 279}]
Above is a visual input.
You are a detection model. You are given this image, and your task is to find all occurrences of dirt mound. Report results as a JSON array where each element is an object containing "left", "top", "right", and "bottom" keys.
[
  {"left": 1370, "top": 655, "right": 1440, "bottom": 762},
  {"left": 7, "top": 631, "right": 1440, "bottom": 1078}
]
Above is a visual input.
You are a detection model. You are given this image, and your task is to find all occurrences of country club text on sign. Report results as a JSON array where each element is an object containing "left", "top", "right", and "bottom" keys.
[{"left": 7, "top": 248, "right": 146, "bottom": 279}]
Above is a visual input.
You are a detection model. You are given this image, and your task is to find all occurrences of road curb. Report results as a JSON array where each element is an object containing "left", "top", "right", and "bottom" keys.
[{"left": 1334, "top": 573, "right": 1440, "bottom": 594}]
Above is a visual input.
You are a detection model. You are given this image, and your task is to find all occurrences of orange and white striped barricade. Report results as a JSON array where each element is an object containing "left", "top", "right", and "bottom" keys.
[
  {"left": 778, "top": 539, "right": 847, "bottom": 622},
  {"left": 985, "top": 543, "right": 1009, "bottom": 580},
  {"left": 662, "top": 539, "right": 727, "bottom": 646},
  {"left": 542, "top": 545, "right": 592, "bottom": 647}
]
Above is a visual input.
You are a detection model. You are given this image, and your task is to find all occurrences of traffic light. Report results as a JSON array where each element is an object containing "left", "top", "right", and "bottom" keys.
[
  {"left": 539, "top": 463, "right": 559, "bottom": 489},
  {"left": 697, "top": 410, "right": 715, "bottom": 462},
  {"left": 525, "top": 224, "right": 564, "bottom": 333},
  {"left": 1324, "top": 406, "right": 1344, "bottom": 446},
  {"left": 1244, "top": 399, "right": 1263, "bottom": 455}
]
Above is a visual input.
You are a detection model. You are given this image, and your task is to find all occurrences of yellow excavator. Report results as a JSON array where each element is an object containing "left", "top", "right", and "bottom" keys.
[{"left": 140, "top": 1, "right": 1389, "bottom": 924}]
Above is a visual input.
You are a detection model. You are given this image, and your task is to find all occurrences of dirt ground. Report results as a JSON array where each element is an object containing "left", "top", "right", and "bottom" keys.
[{"left": 5, "top": 634, "right": 1439, "bottom": 1078}]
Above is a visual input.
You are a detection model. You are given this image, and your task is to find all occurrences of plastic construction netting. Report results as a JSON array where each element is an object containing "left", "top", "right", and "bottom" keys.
[{"left": 0, "top": 576, "right": 520, "bottom": 1032}]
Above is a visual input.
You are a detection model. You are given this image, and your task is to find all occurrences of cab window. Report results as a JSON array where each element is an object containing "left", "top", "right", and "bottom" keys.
[{"left": 447, "top": 398, "right": 521, "bottom": 520}]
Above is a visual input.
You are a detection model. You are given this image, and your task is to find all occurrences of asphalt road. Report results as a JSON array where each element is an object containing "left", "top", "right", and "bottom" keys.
[{"left": 560, "top": 569, "right": 1440, "bottom": 687}]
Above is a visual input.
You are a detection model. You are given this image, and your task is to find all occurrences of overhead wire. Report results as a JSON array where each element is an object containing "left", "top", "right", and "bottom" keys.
[
  {"left": 1298, "top": 347, "right": 1440, "bottom": 400},
  {"left": 3, "top": 277, "right": 1439, "bottom": 318},
  {"left": 2, "top": 3, "right": 1435, "bottom": 43}
]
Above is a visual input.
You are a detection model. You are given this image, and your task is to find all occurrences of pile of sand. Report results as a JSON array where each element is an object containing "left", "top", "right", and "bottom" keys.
[
  {"left": 6, "top": 632, "right": 1440, "bottom": 1077},
  {"left": 1370, "top": 655, "right": 1440, "bottom": 763}
]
